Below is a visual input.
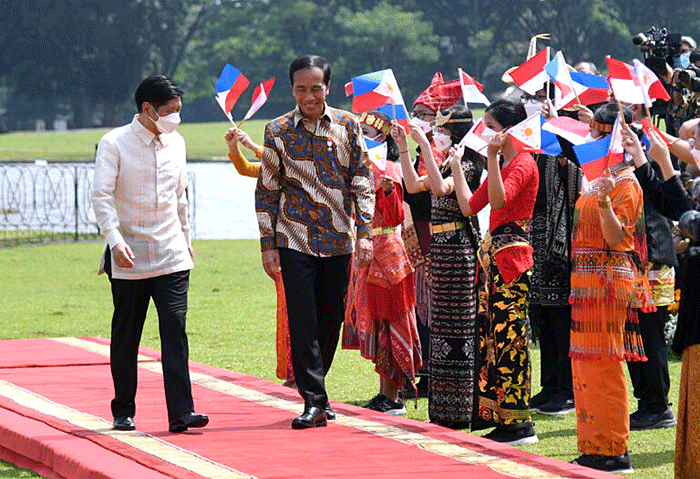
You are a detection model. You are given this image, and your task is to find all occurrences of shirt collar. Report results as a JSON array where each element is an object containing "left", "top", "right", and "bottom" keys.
[{"left": 292, "top": 104, "right": 333, "bottom": 128}]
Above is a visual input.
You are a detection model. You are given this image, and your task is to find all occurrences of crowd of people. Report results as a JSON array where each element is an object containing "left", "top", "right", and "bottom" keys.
[{"left": 92, "top": 48, "right": 700, "bottom": 478}]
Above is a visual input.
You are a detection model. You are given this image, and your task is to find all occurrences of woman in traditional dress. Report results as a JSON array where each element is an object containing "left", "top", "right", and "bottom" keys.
[
  {"left": 224, "top": 127, "right": 295, "bottom": 389},
  {"left": 397, "top": 104, "right": 483, "bottom": 428},
  {"left": 449, "top": 99, "right": 538, "bottom": 445},
  {"left": 567, "top": 103, "right": 653, "bottom": 474},
  {"left": 348, "top": 110, "right": 422, "bottom": 414}
]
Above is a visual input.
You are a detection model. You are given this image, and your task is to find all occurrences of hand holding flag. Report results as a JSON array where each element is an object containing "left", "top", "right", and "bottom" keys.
[{"left": 215, "top": 64, "right": 250, "bottom": 123}]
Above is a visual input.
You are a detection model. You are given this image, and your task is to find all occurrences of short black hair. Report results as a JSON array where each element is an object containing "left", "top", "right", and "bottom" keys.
[
  {"left": 289, "top": 55, "right": 331, "bottom": 86},
  {"left": 134, "top": 75, "right": 183, "bottom": 113},
  {"left": 593, "top": 102, "right": 633, "bottom": 126},
  {"left": 485, "top": 99, "right": 527, "bottom": 129}
]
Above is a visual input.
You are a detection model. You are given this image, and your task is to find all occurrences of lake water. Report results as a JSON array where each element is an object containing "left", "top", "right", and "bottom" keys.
[{"left": 189, "top": 161, "right": 490, "bottom": 240}]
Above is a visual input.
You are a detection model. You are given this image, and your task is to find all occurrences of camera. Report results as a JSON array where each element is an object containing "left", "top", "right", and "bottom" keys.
[
  {"left": 679, "top": 209, "right": 700, "bottom": 243},
  {"left": 633, "top": 27, "right": 682, "bottom": 78},
  {"left": 677, "top": 65, "right": 700, "bottom": 92}
]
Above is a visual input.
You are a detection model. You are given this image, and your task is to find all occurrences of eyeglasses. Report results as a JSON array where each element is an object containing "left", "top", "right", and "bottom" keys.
[
  {"left": 521, "top": 93, "right": 547, "bottom": 103},
  {"left": 411, "top": 110, "right": 436, "bottom": 121}
]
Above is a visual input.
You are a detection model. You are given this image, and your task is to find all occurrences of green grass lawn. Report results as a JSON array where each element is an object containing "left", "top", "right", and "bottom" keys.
[
  {"left": 0, "top": 240, "right": 680, "bottom": 478},
  {"left": 0, "top": 121, "right": 270, "bottom": 161}
]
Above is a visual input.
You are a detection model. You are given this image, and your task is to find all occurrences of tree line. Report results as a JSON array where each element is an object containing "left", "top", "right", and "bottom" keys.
[{"left": 1, "top": 0, "right": 699, "bottom": 130}]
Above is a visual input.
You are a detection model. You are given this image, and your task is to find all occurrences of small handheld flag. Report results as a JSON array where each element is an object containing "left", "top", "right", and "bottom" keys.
[
  {"left": 606, "top": 56, "right": 646, "bottom": 105},
  {"left": 349, "top": 69, "right": 409, "bottom": 132},
  {"left": 544, "top": 51, "right": 577, "bottom": 110},
  {"left": 215, "top": 64, "right": 250, "bottom": 123},
  {"left": 243, "top": 78, "right": 275, "bottom": 122},
  {"left": 509, "top": 47, "right": 550, "bottom": 95},
  {"left": 458, "top": 69, "right": 490, "bottom": 106}
]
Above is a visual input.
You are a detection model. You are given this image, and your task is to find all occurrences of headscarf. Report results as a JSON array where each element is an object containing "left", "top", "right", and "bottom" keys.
[{"left": 412, "top": 72, "right": 462, "bottom": 113}]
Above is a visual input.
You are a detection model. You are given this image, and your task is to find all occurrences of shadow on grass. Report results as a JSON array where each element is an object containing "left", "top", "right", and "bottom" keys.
[
  {"left": 532, "top": 427, "right": 577, "bottom": 439},
  {"left": 628, "top": 449, "right": 674, "bottom": 470}
]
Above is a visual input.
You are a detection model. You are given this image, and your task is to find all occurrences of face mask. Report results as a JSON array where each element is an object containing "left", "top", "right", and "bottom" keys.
[
  {"left": 432, "top": 132, "right": 452, "bottom": 152},
  {"left": 523, "top": 99, "right": 542, "bottom": 118},
  {"left": 674, "top": 52, "right": 691, "bottom": 69},
  {"left": 481, "top": 127, "right": 498, "bottom": 139},
  {"left": 410, "top": 116, "right": 433, "bottom": 134},
  {"left": 153, "top": 110, "right": 181, "bottom": 134}
]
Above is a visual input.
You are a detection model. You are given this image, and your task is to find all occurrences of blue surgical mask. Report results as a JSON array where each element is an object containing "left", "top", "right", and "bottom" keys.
[{"left": 674, "top": 52, "right": 691, "bottom": 69}]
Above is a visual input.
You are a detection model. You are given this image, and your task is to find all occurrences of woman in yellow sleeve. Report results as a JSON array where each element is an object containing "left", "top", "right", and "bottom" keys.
[{"left": 224, "top": 127, "right": 297, "bottom": 391}]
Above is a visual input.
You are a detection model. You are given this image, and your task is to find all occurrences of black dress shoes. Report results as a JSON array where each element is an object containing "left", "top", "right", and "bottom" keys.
[
  {"left": 325, "top": 403, "right": 336, "bottom": 421},
  {"left": 292, "top": 406, "right": 327, "bottom": 429},
  {"left": 113, "top": 416, "right": 135, "bottom": 431},
  {"left": 169, "top": 412, "right": 209, "bottom": 433}
]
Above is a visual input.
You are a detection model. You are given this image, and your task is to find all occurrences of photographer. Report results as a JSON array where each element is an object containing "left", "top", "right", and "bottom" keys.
[{"left": 673, "top": 206, "right": 700, "bottom": 479}]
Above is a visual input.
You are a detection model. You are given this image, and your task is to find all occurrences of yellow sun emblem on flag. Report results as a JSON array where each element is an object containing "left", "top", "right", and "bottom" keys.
[{"left": 524, "top": 127, "right": 533, "bottom": 137}]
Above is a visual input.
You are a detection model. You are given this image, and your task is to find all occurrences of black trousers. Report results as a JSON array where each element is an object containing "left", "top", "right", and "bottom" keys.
[
  {"left": 627, "top": 306, "right": 671, "bottom": 413},
  {"left": 278, "top": 248, "right": 350, "bottom": 409},
  {"left": 105, "top": 251, "right": 194, "bottom": 422},
  {"left": 537, "top": 304, "right": 573, "bottom": 397}
]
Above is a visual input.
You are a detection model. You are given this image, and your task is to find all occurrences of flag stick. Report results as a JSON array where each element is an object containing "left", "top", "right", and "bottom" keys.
[{"left": 615, "top": 98, "right": 627, "bottom": 127}]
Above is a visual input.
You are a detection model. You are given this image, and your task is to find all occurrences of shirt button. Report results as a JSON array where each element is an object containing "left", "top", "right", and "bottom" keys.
[{"left": 309, "top": 211, "right": 319, "bottom": 221}]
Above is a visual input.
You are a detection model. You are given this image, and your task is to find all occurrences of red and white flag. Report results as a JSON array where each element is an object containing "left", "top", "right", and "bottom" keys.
[
  {"left": 509, "top": 112, "right": 544, "bottom": 154},
  {"left": 458, "top": 69, "right": 490, "bottom": 106},
  {"left": 607, "top": 113, "right": 625, "bottom": 166},
  {"left": 632, "top": 59, "right": 671, "bottom": 107},
  {"left": 458, "top": 117, "right": 490, "bottom": 153},
  {"left": 606, "top": 56, "right": 646, "bottom": 105},
  {"left": 509, "top": 47, "right": 550, "bottom": 95},
  {"left": 243, "top": 78, "right": 275, "bottom": 121}
]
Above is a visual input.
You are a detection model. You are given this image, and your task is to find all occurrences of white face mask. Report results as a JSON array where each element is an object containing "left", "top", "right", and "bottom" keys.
[
  {"left": 481, "top": 127, "right": 498, "bottom": 139},
  {"left": 153, "top": 110, "right": 181, "bottom": 134},
  {"left": 410, "top": 116, "right": 433, "bottom": 134},
  {"left": 523, "top": 99, "right": 542, "bottom": 118},
  {"left": 432, "top": 131, "right": 452, "bottom": 152}
]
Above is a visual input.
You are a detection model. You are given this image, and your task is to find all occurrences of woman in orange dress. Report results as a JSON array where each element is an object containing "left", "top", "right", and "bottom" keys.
[
  {"left": 569, "top": 104, "right": 652, "bottom": 474},
  {"left": 225, "top": 127, "right": 295, "bottom": 388}
]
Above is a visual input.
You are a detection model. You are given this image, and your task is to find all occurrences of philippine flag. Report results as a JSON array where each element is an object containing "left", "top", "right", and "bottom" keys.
[
  {"left": 215, "top": 64, "right": 250, "bottom": 122},
  {"left": 349, "top": 69, "right": 409, "bottom": 131},
  {"left": 509, "top": 112, "right": 545, "bottom": 154},
  {"left": 364, "top": 138, "right": 388, "bottom": 173},
  {"left": 543, "top": 116, "right": 591, "bottom": 146},
  {"left": 243, "top": 78, "right": 275, "bottom": 121},
  {"left": 606, "top": 56, "right": 646, "bottom": 105},
  {"left": 544, "top": 51, "right": 577, "bottom": 110},
  {"left": 633, "top": 59, "right": 671, "bottom": 107},
  {"left": 573, "top": 114, "right": 624, "bottom": 181},
  {"left": 509, "top": 47, "right": 550, "bottom": 95},
  {"left": 563, "top": 72, "right": 611, "bottom": 108},
  {"left": 458, "top": 69, "right": 490, "bottom": 106}
]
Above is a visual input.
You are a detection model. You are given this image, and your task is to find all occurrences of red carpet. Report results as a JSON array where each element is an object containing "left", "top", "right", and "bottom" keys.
[{"left": 0, "top": 337, "right": 623, "bottom": 479}]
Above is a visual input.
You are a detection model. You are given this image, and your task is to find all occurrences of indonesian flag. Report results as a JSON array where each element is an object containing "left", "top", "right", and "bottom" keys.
[
  {"left": 544, "top": 51, "right": 577, "bottom": 110},
  {"left": 243, "top": 78, "right": 275, "bottom": 121},
  {"left": 215, "top": 64, "right": 250, "bottom": 122},
  {"left": 458, "top": 117, "right": 490, "bottom": 154},
  {"left": 509, "top": 112, "right": 544, "bottom": 154},
  {"left": 509, "top": 47, "right": 550, "bottom": 95},
  {"left": 348, "top": 69, "right": 409, "bottom": 132},
  {"left": 633, "top": 59, "right": 671, "bottom": 107},
  {"left": 606, "top": 56, "right": 646, "bottom": 105},
  {"left": 458, "top": 68, "right": 490, "bottom": 106},
  {"left": 562, "top": 72, "right": 611, "bottom": 108},
  {"left": 640, "top": 117, "right": 671, "bottom": 147},
  {"left": 543, "top": 116, "right": 591, "bottom": 146}
]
